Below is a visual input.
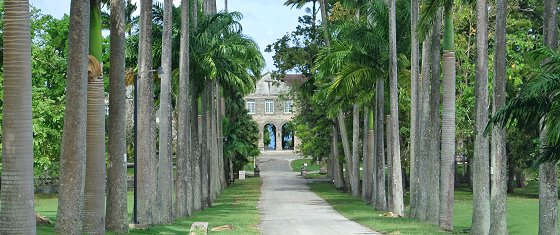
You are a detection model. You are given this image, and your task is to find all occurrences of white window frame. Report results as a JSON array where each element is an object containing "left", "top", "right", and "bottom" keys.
[
  {"left": 284, "top": 100, "right": 293, "bottom": 113},
  {"left": 265, "top": 99, "right": 274, "bottom": 114},
  {"left": 246, "top": 100, "right": 256, "bottom": 114}
]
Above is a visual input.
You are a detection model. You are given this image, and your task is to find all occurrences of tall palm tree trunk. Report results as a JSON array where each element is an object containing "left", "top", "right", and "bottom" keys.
[
  {"left": 83, "top": 55, "right": 106, "bottom": 234},
  {"left": 332, "top": 124, "right": 345, "bottom": 189},
  {"left": 177, "top": 0, "right": 193, "bottom": 218},
  {"left": 56, "top": 1, "right": 90, "bottom": 233},
  {"left": 201, "top": 92, "right": 210, "bottom": 209},
  {"left": 472, "top": 0, "right": 491, "bottom": 232},
  {"left": 490, "top": 0, "right": 507, "bottom": 232},
  {"left": 539, "top": 0, "right": 558, "bottom": 233},
  {"left": 362, "top": 108, "right": 372, "bottom": 202},
  {"left": 1, "top": 1, "right": 36, "bottom": 233},
  {"left": 409, "top": 0, "right": 420, "bottom": 217},
  {"left": 439, "top": 1, "right": 456, "bottom": 230},
  {"left": 374, "top": 78, "right": 386, "bottom": 210},
  {"left": 191, "top": 0, "right": 202, "bottom": 212},
  {"left": 386, "top": 115, "right": 393, "bottom": 210},
  {"left": 388, "top": 0, "right": 404, "bottom": 216},
  {"left": 137, "top": 0, "right": 157, "bottom": 224},
  {"left": 417, "top": 34, "right": 431, "bottom": 220},
  {"left": 351, "top": 104, "right": 360, "bottom": 197},
  {"left": 215, "top": 82, "right": 220, "bottom": 199},
  {"left": 106, "top": 0, "right": 128, "bottom": 232},
  {"left": 365, "top": 110, "right": 374, "bottom": 202},
  {"left": 192, "top": 92, "right": 202, "bottom": 211},
  {"left": 337, "top": 111, "right": 353, "bottom": 190},
  {"left": 83, "top": 3, "right": 106, "bottom": 232},
  {"left": 156, "top": 0, "right": 174, "bottom": 224},
  {"left": 207, "top": 80, "right": 214, "bottom": 206},
  {"left": 426, "top": 9, "right": 442, "bottom": 225}
]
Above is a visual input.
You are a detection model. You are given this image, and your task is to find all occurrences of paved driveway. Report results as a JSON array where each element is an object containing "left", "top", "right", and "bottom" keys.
[{"left": 257, "top": 151, "right": 379, "bottom": 235}]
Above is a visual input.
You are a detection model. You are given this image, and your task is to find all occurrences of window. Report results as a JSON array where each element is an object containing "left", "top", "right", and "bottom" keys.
[
  {"left": 246, "top": 100, "right": 256, "bottom": 114},
  {"left": 284, "top": 100, "right": 293, "bottom": 113},
  {"left": 265, "top": 99, "right": 274, "bottom": 114}
]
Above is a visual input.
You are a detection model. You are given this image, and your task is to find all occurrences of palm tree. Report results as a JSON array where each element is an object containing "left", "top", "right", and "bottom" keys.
[
  {"left": 417, "top": 33, "right": 431, "bottom": 221},
  {"left": 386, "top": 114, "right": 393, "bottom": 210},
  {"left": 418, "top": 0, "right": 457, "bottom": 229},
  {"left": 191, "top": 0, "right": 202, "bottom": 213},
  {"left": 489, "top": 0, "right": 507, "bottom": 233},
  {"left": 351, "top": 105, "right": 360, "bottom": 197},
  {"left": 388, "top": 0, "right": 404, "bottom": 216},
  {"left": 313, "top": 0, "right": 411, "bottom": 209},
  {"left": 83, "top": 1, "right": 107, "bottom": 232},
  {"left": 137, "top": 0, "right": 157, "bottom": 224},
  {"left": 0, "top": 0, "right": 35, "bottom": 233},
  {"left": 374, "top": 78, "right": 386, "bottom": 210},
  {"left": 472, "top": 0, "right": 490, "bottom": 232},
  {"left": 490, "top": 46, "right": 560, "bottom": 233},
  {"left": 176, "top": 0, "right": 193, "bottom": 218},
  {"left": 332, "top": 124, "right": 345, "bottom": 189},
  {"left": 191, "top": 10, "right": 265, "bottom": 202},
  {"left": 56, "top": 0, "right": 90, "bottom": 233},
  {"left": 83, "top": 55, "right": 106, "bottom": 234},
  {"left": 106, "top": 0, "right": 128, "bottom": 232},
  {"left": 426, "top": 9, "right": 442, "bottom": 224},
  {"left": 315, "top": 0, "right": 354, "bottom": 193},
  {"left": 539, "top": 0, "right": 558, "bottom": 233},
  {"left": 408, "top": 0, "right": 420, "bottom": 217},
  {"left": 362, "top": 108, "right": 372, "bottom": 202},
  {"left": 156, "top": 0, "right": 174, "bottom": 224}
]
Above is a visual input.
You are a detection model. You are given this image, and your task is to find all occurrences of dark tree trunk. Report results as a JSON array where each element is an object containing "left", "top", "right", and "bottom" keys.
[
  {"left": 507, "top": 157, "right": 515, "bottom": 193},
  {"left": 516, "top": 170, "right": 526, "bottom": 189}
]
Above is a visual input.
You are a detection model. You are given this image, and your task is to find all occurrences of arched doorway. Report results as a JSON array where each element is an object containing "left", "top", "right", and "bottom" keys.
[
  {"left": 281, "top": 123, "right": 294, "bottom": 150},
  {"left": 263, "top": 123, "right": 277, "bottom": 150}
]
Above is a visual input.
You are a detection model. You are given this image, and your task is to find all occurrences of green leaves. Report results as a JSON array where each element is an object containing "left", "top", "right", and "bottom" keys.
[
  {"left": 490, "top": 47, "right": 560, "bottom": 163},
  {"left": 191, "top": 12, "right": 264, "bottom": 97},
  {"left": 223, "top": 96, "right": 260, "bottom": 171}
]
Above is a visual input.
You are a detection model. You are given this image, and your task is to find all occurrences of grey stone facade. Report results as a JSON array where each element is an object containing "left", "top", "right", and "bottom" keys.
[{"left": 244, "top": 73, "right": 304, "bottom": 150}]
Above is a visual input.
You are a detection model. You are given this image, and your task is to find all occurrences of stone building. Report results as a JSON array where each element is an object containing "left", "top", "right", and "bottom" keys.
[{"left": 244, "top": 73, "right": 305, "bottom": 151}]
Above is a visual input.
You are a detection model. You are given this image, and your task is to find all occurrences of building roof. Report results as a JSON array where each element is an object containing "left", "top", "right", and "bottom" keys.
[{"left": 249, "top": 73, "right": 306, "bottom": 97}]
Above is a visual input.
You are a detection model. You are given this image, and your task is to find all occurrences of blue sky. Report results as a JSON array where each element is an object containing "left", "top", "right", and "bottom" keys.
[{"left": 29, "top": 0, "right": 308, "bottom": 72}]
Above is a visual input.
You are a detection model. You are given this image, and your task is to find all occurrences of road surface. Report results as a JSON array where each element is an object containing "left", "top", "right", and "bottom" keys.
[{"left": 257, "top": 151, "right": 379, "bottom": 235}]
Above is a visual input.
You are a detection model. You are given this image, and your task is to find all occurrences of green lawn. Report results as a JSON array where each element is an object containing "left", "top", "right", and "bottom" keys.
[
  {"left": 308, "top": 180, "right": 555, "bottom": 235},
  {"left": 290, "top": 159, "right": 321, "bottom": 172},
  {"left": 36, "top": 177, "right": 262, "bottom": 234}
]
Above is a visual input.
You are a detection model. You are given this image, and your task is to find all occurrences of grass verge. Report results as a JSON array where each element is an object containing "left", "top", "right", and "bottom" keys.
[
  {"left": 36, "top": 177, "right": 262, "bottom": 234},
  {"left": 308, "top": 181, "right": 551, "bottom": 234},
  {"left": 308, "top": 182, "right": 446, "bottom": 234},
  {"left": 290, "top": 159, "right": 321, "bottom": 172}
]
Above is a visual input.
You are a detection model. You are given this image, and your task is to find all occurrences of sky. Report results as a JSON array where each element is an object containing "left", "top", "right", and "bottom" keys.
[{"left": 29, "top": 0, "right": 308, "bottom": 72}]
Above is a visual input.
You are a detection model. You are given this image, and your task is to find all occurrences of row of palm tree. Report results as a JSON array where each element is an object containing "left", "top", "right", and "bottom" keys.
[
  {"left": 287, "top": 0, "right": 557, "bottom": 233},
  {"left": 0, "top": 0, "right": 264, "bottom": 233}
]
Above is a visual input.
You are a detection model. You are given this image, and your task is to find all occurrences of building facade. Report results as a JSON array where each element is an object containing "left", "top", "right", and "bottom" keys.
[{"left": 244, "top": 73, "right": 303, "bottom": 151}]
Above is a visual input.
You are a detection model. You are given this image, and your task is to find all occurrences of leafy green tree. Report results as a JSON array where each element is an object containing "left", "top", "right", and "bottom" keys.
[{"left": 223, "top": 95, "right": 260, "bottom": 172}]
